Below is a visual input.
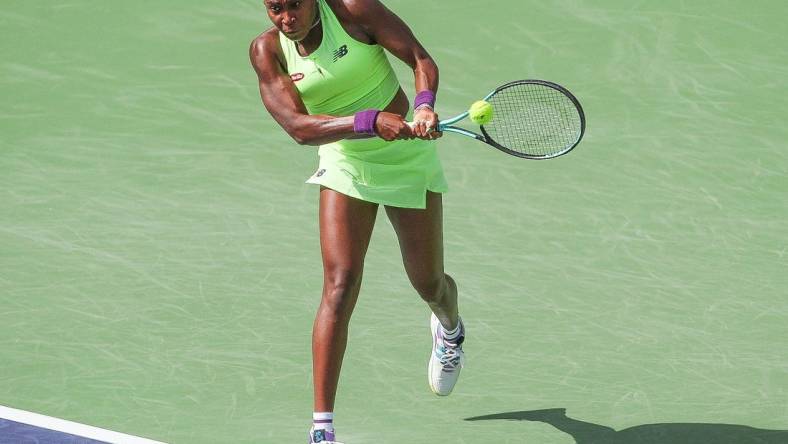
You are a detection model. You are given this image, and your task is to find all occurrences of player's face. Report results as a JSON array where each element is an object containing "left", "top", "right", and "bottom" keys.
[{"left": 264, "top": 0, "right": 317, "bottom": 42}]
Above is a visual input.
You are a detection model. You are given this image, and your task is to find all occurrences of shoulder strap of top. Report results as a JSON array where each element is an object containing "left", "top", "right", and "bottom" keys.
[
  {"left": 318, "top": 0, "right": 357, "bottom": 45},
  {"left": 277, "top": 29, "right": 294, "bottom": 67}
]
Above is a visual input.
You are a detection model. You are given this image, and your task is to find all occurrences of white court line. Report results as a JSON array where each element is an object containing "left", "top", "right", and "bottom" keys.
[{"left": 0, "top": 405, "right": 168, "bottom": 444}]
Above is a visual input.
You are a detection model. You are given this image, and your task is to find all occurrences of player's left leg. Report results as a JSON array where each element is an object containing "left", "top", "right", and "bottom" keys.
[{"left": 384, "top": 191, "right": 465, "bottom": 396}]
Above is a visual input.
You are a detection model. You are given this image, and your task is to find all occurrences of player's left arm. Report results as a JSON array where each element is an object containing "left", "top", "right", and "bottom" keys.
[{"left": 343, "top": 0, "right": 440, "bottom": 138}]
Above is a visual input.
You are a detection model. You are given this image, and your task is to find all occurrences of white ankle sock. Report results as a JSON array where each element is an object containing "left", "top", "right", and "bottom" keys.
[
  {"left": 442, "top": 318, "right": 463, "bottom": 341},
  {"left": 313, "top": 412, "right": 334, "bottom": 431}
]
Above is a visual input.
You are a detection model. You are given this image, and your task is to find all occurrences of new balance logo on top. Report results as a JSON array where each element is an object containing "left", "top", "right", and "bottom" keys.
[{"left": 332, "top": 45, "right": 348, "bottom": 62}]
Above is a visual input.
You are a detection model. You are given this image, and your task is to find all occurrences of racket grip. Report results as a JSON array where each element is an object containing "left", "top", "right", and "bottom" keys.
[{"left": 406, "top": 121, "right": 442, "bottom": 132}]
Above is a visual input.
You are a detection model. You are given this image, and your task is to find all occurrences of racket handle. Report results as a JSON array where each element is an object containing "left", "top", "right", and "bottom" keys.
[{"left": 406, "top": 121, "right": 443, "bottom": 131}]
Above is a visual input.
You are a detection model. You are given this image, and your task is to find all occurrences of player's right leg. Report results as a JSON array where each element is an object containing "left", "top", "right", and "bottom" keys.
[{"left": 310, "top": 187, "right": 378, "bottom": 443}]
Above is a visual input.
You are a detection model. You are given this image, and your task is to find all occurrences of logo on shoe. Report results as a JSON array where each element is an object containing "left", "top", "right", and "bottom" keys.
[{"left": 290, "top": 73, "right": 305, "bottom": 82}]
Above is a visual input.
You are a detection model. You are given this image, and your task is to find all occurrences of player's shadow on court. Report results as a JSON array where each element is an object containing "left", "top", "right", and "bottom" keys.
[{"left": 465, "top": 408, "right": 788, "bottom": 443}]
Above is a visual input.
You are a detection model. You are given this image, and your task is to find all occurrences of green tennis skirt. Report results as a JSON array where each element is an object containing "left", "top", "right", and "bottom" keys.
[{"left": 306, "top": 136, "right": 448, "bottom": 209}]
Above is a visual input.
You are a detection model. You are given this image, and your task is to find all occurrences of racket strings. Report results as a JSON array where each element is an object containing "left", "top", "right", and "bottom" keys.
[{"left": 484, "top": 83, "right": 583, "bottom": 158}]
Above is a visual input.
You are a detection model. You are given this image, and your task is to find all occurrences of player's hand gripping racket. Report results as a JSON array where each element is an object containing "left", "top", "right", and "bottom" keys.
[{"left": 412, "top": 80, "right": 586, "bottom": 159}]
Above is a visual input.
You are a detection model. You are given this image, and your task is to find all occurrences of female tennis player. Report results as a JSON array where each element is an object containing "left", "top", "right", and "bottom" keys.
[{"left": 250, "top": 0, "right": 465, "bottom": 442}]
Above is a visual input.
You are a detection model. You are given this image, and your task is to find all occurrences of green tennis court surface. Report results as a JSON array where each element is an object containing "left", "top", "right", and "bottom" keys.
[{"left": 1, "top": 1, "right": 786, "bottom": 443}]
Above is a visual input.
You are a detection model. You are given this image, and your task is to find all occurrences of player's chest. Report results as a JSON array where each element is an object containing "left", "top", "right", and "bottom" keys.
[{"left": 288, "top": 40, "right": 370, "bottom": 103}]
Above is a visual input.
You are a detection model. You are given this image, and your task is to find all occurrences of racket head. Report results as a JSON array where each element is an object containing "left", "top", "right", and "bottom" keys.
[{"left": 478, "top": 80, "right": 586, "bottom": 159}]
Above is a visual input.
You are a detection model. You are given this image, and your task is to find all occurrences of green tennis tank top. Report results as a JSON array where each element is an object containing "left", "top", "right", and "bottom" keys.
[{"left": 278, "top": 0, "right": 400, "bottom": 117}]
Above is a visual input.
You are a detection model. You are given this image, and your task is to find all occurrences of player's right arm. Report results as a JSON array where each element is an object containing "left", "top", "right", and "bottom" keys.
[{"left": 249, "top": 30, "right": 410, "bottom": 144}]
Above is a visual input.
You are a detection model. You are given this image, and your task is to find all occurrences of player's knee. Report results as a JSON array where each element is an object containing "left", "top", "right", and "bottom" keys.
[{"left": 321, "top": 269, "right": 361, "bottom": 318}]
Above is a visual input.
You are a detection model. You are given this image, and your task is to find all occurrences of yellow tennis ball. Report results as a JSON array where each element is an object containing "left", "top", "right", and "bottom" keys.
[{"left": 469, "top": 100, "right": 493, "bottom": 125}]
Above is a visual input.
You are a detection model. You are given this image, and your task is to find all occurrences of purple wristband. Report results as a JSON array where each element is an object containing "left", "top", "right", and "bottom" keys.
[
  {"left": 414, "top": 90, "right": 436, "bottom": 109},
  {"left": 353, "top": 109, "right": 380, "bottom": 135}
]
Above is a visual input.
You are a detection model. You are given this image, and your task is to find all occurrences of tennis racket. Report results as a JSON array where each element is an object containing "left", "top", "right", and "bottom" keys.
[{"left": 413, "top": 80, "right": 586, "bottom": 159}]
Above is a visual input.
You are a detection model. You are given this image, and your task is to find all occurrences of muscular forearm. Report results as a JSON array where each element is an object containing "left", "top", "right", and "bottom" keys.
[
  {"left": 286, "top": 114, "right": 363, "bottom": 146},
  {"left": 284, "top": 108, "right": 413, "bottom": 145},
  {"left": 414, "top": 53, "right": 439, "bottom": 93}
]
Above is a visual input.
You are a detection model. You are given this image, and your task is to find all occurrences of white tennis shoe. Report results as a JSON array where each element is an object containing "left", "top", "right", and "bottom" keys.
[
  {"left": 428, "top": 313, "right": 465, "bottom": 396},
  {"left": 308, "top": 427, "right": 344, "bottom": 444}
]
